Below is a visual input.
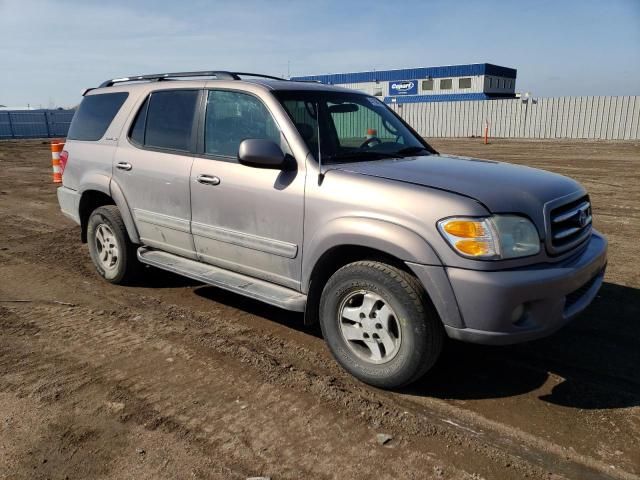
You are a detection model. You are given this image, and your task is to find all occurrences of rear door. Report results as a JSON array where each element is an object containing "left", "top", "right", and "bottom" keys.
[
  {"left": 113, "top": 89, "right": 200, "bottom": 259},
  {"left": 190, "top": 89, "right": 305, "bottom": 289}
]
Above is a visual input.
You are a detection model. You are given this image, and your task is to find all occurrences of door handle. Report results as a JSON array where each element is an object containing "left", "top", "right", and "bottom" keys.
[
  {"left": 197, "top": 174, "right": 221, "bottom": 186},
  {"left": 116, "top": 162, "right": 133, "bottom": 171}
]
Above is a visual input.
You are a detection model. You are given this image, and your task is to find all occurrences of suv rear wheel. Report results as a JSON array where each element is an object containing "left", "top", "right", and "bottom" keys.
[
  {"left": 87, "top": 205, "right": 140, "bottom": 284},
  {"left": 319, "top": 261, "right": 443, "bottom": 389}
]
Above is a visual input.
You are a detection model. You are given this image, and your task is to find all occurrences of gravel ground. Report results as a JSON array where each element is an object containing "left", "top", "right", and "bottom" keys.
[{"left": 0, "top": 138, "right": 638, "bottom": 480}]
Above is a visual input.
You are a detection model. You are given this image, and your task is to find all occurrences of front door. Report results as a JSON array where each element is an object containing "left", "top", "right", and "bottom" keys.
[
  {"left": 190, "top": 89, "right": 305, "bottom": 289},
  {"left": 113, "top": 89, "right": 200, "bottom": 259}
]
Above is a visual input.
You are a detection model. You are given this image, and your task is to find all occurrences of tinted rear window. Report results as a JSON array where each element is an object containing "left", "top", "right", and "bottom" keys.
[
  {"left": 144, "top": 90, "right": 198, "bottom": 151},
  {"left": 67, "top": 92, "right": 128, "bottom": 141}
]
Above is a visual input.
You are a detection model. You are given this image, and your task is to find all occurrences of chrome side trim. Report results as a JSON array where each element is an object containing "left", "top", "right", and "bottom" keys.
[
  {"left": 191, "top": 221, "right": 298, "bottom": 259},
  {"left": 133, "top": 208, "right": 190, "bottom": 233}
]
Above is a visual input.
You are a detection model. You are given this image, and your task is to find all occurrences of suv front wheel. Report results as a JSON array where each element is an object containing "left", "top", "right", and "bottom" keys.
[
  {"left": 87, "top": 205, "right": 140, "bottom": 284},
  {"left": 319, "top": 261, "right": 443, "bottom": 389}
]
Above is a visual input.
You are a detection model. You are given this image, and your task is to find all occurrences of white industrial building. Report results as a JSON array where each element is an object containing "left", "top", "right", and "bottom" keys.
[{"left": 292, "top": 63, "right": 517, "bottom": 104}]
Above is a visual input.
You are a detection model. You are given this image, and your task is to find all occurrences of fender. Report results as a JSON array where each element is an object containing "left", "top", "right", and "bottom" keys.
[
  {"left": 301, "top": 216, "right": 442, "bottom": 292},
  {"left": 109, "top": 178, "right": 140, "bottom": 244},
  {"left": 77, "top": 172, "right": 140, "bottom": 244}
]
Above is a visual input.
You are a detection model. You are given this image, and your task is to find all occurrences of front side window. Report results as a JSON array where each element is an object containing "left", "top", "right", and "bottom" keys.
[
  {"left": 204, "top": 90, "right": 280, "bottom": 157},
  {"left": 275, "top": 91, "right": 432, "bottom": 164},
  {"left": 67, "top": 92, "right": 128, "bottom": 141},
  {"left": 440, "top": 79, "right": 452, "bottom": 90}
]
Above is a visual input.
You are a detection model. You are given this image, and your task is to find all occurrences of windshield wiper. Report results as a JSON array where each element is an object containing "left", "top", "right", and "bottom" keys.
[
  {"left": 326, "top": 151, "right": 397, "bottom": 162},
  {"left": 394, "top": 146, "right": 431, "bottom": 157}
]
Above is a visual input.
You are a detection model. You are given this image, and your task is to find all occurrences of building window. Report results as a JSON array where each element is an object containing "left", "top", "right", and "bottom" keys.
[
  {"left": 422, "top": 79, "right": 434, "bottom": 91},
  {"left": 458, "top": 78, "right": 472, "bottom": 89},
  {"left": 488, "top": 77, "right": 493, "bottom": 88},
  {"left": 440, "top": 78, "right": 452, "bottom": 90}
]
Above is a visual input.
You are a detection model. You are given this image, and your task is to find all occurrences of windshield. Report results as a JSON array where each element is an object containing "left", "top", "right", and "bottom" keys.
[{"left": 274, "top": 90, "right": 434, "bottom": 163}]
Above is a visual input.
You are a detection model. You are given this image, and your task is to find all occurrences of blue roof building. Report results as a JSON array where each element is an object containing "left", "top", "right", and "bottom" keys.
[{"left": 292, "top": 63, "right": 517, "bottom": 103}]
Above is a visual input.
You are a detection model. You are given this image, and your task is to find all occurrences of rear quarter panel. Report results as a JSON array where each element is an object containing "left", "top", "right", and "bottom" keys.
[{"left": 61, "top": 86, "right": 144, "bottom": 192}]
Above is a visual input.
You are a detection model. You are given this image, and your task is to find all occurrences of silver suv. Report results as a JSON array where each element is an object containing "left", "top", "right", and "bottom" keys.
[{"left": 57, "top": 71, "right": 607, "bottom": 388}]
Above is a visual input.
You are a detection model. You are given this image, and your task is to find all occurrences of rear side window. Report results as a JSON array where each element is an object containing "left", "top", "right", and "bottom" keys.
[
  {"left": 67, "top": 92, "right": 128, "bottom": 141},
  {"left": 143, "top": 90, "right": 199, "bottom": 151}
]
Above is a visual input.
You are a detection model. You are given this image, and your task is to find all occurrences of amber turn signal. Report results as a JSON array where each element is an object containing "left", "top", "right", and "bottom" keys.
[
  {"left": 455, "top": 239, "right": 492, "bottom": 256},
  {"left": 443, "top": 220, "right": 487, "bottom": 238}
]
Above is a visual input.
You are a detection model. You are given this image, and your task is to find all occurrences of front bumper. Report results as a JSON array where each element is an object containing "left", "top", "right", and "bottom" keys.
[{"left": 443, "top": 230, "right": 607, "bottom": 345}]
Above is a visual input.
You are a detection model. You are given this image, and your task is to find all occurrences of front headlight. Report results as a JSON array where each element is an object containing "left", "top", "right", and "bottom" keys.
[{"left": 437, "top": 215, "right": 540, "bottom": 260}]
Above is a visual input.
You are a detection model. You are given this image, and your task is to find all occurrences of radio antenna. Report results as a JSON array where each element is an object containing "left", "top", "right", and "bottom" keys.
[{"left": 316, "top": 101, "right": 324, "bottom": 184}]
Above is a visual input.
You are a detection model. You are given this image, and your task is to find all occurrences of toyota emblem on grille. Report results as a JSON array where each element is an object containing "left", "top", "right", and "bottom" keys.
[{"left": 578, "top": 210, "right": 588, "bottom": 227}]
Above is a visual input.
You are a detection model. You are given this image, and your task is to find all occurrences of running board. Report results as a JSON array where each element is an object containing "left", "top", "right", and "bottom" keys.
[{"left": 137, "top": 247, "right": 306, "bottom": 312}]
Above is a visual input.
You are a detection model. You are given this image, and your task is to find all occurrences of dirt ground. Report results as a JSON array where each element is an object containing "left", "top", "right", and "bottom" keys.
[{"left": 0, "top": 138, "right": 639, "bottom": 480}]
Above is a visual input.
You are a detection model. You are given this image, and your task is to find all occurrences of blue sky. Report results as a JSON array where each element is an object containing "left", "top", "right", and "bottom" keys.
[{"left": 1, "top": 0, "right": 638, "bottom": 107}]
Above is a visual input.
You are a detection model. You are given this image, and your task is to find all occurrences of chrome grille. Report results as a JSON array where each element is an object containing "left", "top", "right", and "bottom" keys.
[{"left": 548, "top": 195, "right": 592, "bottom": 253}]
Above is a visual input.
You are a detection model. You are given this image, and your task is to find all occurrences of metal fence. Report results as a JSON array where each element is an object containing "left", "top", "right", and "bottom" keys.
[
  {"left": 388, "top": 96, "right": 640, "bottom": 140},
  {"left": 1, "top": 96, "right": 638, "bottom": 141},
  {"left": 0, "top": 110, "right": 75, "bottom": 139}
]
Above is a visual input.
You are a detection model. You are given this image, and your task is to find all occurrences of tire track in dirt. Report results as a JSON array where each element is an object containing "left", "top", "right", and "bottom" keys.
[
  {"left": 127, "top": 297, "right": 640, "bottom": 480},
  {"left": 0, "top": 304, "right": 480, "bottom": 480},
  {"left": 2, "top": 303, "right": 636, "bottom": 480},
  {"left": 0, "top": 312, "right": 242, "bottom": 479},
  {"left": 54, "top": 267, "right": 640, "bottom": 476}
]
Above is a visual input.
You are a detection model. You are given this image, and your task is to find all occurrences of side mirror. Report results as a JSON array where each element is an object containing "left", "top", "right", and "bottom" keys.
[{"left": 238, "top": 139, "right": 286, "bottom": 169}]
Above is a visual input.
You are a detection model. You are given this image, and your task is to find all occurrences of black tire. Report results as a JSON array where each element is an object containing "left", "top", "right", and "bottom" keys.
[
  {"left": 319, "top": 261, "right": 443, "bottom": 389},
  {"left": 87, "top": 205, "right": 140, "bottom": 284}
]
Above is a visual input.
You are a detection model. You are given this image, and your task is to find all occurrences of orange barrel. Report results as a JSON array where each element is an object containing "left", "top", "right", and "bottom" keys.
[
  {"left": 51, "top": 140, "right": 64, "bottom": 183},
  {"left": 366, "top": 128, "right": 377, "bottom": 139}
]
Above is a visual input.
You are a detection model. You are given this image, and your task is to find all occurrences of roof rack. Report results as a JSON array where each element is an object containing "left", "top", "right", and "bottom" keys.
[{"left": 98, "top": 71, "right": 286, "bottom": 88}]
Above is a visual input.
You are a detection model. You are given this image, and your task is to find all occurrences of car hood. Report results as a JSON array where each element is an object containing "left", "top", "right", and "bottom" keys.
[{"left": 332, "top": 154, "right": 585, "bottom": 234}]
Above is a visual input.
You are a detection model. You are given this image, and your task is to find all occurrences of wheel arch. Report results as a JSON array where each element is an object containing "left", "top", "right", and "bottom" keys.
[
  {"left": 302, "top": 218, "right": 443, "bottom": 326},
  {"left": 78, "top": 178, "right": 139, "bottom": 244}
]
